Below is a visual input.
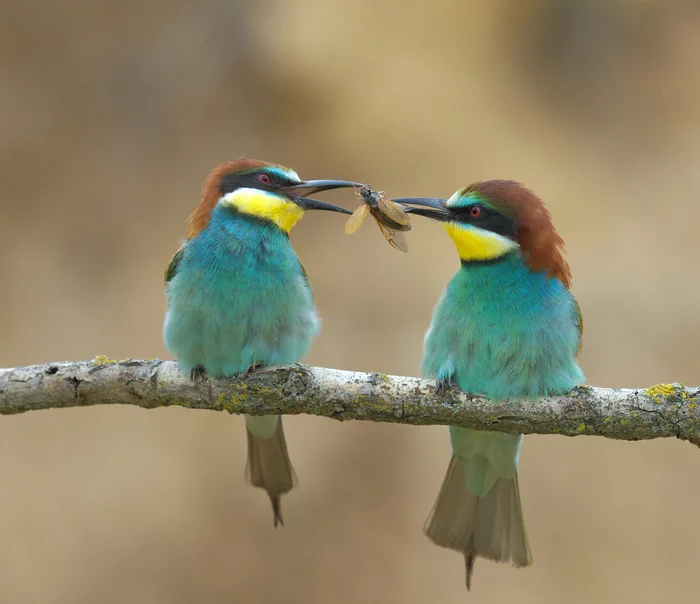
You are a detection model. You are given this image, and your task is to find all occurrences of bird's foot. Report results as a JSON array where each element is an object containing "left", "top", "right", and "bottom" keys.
[
  {"left": 435, "top": 379, "right": 454, "bottom": 398},
  {"left": 190, "top": 365, "right": 208, "bottom": 383},
  {"left": 243, "top": 361, "right": 264, "bottom": 378}
]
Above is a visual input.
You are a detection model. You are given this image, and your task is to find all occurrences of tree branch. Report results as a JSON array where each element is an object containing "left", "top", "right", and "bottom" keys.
[{"left": 1, "top": 357, "right": 699, "bottom": 448}]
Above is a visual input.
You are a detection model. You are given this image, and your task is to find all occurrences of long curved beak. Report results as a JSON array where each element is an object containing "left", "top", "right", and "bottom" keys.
[
  {"left": 283, "top": 179, "right": 366, "bottom": 197},
  {"left": 391, "top": 197, "right": 451, "bottom": 221},
  {"left": 290, "top": 196, "right": 352, "bottom": 215}
]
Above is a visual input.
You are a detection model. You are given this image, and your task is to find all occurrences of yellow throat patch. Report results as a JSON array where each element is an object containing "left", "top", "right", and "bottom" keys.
[
  {"left": 444, "top": 222, "right": 519, "bottom": 262},
  {"left": 222, "top": 188, "right": 303, "bottom": 232}
]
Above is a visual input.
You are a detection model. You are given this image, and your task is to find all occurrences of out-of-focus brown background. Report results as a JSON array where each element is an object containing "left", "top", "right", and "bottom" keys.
[{"left": 1, "top": 1, "right": 699, "bottom": 602}]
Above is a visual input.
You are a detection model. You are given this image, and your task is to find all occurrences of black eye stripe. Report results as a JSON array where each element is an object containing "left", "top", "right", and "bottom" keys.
[
  {"left": 218, "top": 171, "right": 295, "bottom": 194},
  {"left": 451, "top": 203, "right": 492, "bottom": 217},
  {"left": 451, "top": 203, "right": 517, "bottom": 240}
]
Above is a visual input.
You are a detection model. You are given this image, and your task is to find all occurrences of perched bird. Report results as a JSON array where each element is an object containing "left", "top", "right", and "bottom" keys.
[
  {"left": 395, "top": 181, "right": 584, "bottom": 589},
  {"left": 164, "top": 158, "right": 360, "bottom": 526}
]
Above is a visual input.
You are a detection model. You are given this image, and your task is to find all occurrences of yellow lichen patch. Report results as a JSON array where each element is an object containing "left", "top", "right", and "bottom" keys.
[
  {"left": 576, "top": 423, "right": 586, "bottom": 433},
  {"left": 352, "top": 394, "right": 395, "bottom": 416},
  {"left": 92, "top": 355, "right": 116, "bottom": 366},
  {"left": 213, "top": 391, "right": 246, "bottom": 413},
  {"left": 215, "top": 392, "right": 237, "bottom": 413},
  {"left": 645, "top": 384, "right": 677, "bottom": 404},
  {"left": 227, "top": 394, "right": 245, "bottom": 412}
]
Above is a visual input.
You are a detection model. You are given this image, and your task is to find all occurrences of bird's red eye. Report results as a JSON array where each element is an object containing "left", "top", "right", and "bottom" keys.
[
  {"left": 258, "top": 173, "right": 271, "bottom": 184},
  {"left": 470, "top": 206, "right": 482, "bottom": 218}
]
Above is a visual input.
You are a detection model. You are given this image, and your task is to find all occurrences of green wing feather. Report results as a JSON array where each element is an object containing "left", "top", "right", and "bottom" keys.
[
  {"left": 298, "top": 260, "right": 315, "bottom": 303},
  {"left": 165, "top": 246, "right": 185, "bottom": 284},
  {"left": 573, "top": 298, "right": 584, "bottom": 356}
]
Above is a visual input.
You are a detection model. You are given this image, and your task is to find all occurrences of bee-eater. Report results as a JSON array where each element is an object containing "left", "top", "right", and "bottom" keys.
[
  {"left": 163, "top": 158, "right": 360, "bottom": 526},
  {"left": 395, "top": 181, "right": 584, "bottom": 589}
]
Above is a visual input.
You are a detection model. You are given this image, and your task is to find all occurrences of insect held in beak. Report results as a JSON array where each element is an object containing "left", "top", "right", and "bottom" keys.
[{"left": 345, "top": 186, "right": 412, "bottom": 252}]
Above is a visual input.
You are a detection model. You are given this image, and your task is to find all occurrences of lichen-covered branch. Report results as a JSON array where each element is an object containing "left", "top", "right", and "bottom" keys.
[{"left": 1, "top": 357, "right": 699, "bottom": 448}]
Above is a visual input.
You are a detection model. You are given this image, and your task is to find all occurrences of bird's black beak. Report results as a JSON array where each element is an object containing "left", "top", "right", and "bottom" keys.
[
  {"left": 290, "top": 196, "right": 353, "bottom": 215},
  {"left": 391, "top": 197, "right": 451, "bottom": 222},
  {"left": 283, "top": 179, "right": 365, "bottom": 197},
  {"left": 283, "top": 178, "right": 363, "bottom": 214}
]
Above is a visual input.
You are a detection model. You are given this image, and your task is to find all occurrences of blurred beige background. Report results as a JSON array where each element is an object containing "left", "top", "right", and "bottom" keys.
[{"left": 1, "top": 1, "right": 700, "bottom": 602}]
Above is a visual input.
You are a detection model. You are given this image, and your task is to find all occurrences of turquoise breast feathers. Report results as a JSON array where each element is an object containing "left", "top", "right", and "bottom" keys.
[
  {"left": 422, "top": 253, "right": 584, "bottom": 400},
  {"left": 164, "top": 205, "right": 319, "bottom": 377}
]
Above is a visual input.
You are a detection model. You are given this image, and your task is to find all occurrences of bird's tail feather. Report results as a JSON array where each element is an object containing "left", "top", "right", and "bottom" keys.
[
  {"left": 244, "top": 414, "right": 297, "bottom": 527},
  {"left": 424, "top": 456, "right": 531, "bottom": 589}
]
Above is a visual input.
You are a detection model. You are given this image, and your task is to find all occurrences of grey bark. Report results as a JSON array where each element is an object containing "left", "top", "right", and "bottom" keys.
[{"left": 1, "top": 357, "right": 699, "bottom": 448}]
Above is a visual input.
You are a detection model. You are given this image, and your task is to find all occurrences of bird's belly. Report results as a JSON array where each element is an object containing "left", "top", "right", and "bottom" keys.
[
  {"left": 423, "top": 312, "right": 583, "bottom": 400},
  {"left": 164, "top": 271, "right": 319, "bottom": 376}
]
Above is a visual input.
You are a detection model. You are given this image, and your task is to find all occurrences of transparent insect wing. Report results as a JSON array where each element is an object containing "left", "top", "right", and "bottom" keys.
[
  {"left": 344, "top": 203, "right": 370, "bottom": 234},
  {"left": 377, "top": 196, "right": 412, "bottom": 228},
  {"left": 377, "top": 221, "right": 409, "bottom": 253}
]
